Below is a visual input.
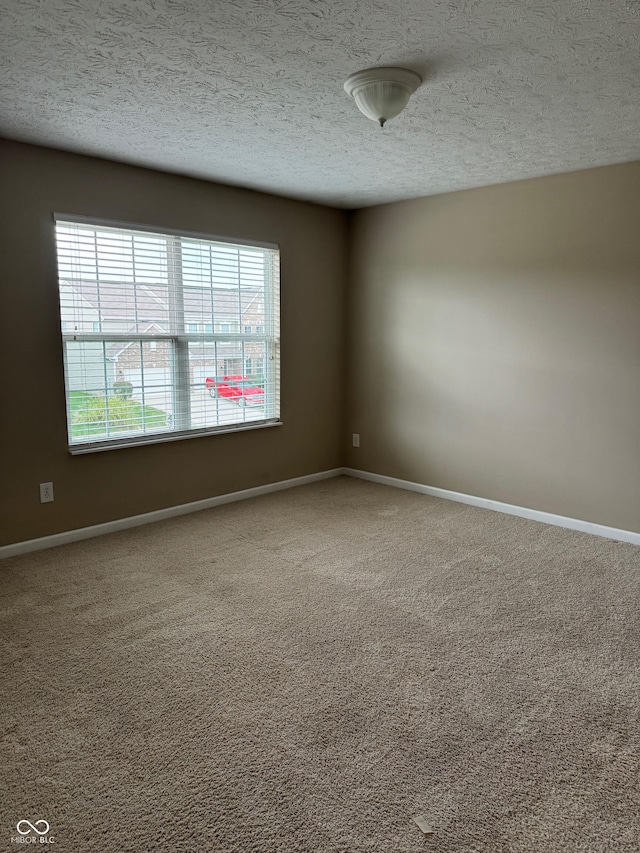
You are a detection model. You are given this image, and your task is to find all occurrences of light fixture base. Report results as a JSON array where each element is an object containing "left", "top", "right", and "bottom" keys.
[{"left": 343, "top": 67, "right": 422, "bottom": 98}]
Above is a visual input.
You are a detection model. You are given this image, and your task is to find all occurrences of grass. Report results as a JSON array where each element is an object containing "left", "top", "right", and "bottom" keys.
[{"left": 69, "top": 391, "right": 167, "bottom": 440}]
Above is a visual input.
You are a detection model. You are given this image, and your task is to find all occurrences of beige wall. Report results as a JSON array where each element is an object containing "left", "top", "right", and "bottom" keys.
[
  {"left": 0, "top": 140, "right": 348, "bottom": 546},
  {"left": 346, "top": 162, "right": 640, "bottom": 532}
]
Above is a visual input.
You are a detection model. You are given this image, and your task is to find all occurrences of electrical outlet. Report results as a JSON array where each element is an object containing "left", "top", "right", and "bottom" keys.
[
  {"left": 352, "top": 433, "right": 360, "bottom": 447},
  {"left": 40, "top": 482, "right": 54, "bottom": 503}
]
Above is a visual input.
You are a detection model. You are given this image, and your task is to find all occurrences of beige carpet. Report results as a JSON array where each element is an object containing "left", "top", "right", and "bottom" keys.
[{"left": 1, "top": 476, "right": 639, "bottom": 852}]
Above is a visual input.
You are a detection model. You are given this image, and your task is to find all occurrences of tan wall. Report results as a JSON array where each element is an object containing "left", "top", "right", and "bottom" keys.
[
  {"left": 346, "top": 162, "right": 640, "bottom": 532},
  {"left": 0, "top": 140, "right": 348, "bottom": 546},
  {"left": 2, "top": 142, "right": 638, "bottom": 546}
]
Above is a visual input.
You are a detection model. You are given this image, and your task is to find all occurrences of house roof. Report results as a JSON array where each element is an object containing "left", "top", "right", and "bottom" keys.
[{"left": 63, "top": 280, "right": 264, "bottom": 328}]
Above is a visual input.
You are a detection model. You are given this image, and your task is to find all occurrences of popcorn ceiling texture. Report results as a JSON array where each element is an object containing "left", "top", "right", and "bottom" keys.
[
  {"left": 1, "top": 477, "right": 639, "bottom": 851},
  {"left": 0, "top": 0, "right": 638, "bottom": 206}
]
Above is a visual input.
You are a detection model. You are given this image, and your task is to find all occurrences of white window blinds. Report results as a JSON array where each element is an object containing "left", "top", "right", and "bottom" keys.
[{"left": 54, "top": 216, "right": 280, "bottom": 452}]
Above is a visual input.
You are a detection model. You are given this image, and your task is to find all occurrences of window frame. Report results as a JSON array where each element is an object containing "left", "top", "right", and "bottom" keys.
[{"left": 54, "top": 214, "right": 282, "bottom": 455}]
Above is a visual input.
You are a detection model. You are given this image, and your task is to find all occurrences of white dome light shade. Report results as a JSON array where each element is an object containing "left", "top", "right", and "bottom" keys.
[{"left": 344, "top": 67, "right": 422, "bottom": 127}]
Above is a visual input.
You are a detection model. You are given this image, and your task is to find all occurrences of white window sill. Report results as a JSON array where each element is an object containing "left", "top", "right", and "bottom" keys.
[{"left": 69, "top": 419, "right": 283, "bottom": 455}]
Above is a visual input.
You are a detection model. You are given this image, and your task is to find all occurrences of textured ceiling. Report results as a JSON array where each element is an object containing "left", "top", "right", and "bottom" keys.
[{"left": 0, "top": 0, "right": 639, "bottom": 207}]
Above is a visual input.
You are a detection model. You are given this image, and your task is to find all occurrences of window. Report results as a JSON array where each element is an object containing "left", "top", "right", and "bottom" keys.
[
  {"left": 256, "top": 325, "right": 264, "bottom": 334},
  {"left": 55, "top": 216, "right": 280, "bottom": 453},
  {"left": 244, "top": 325, "right": 252, "bottom": 334}
]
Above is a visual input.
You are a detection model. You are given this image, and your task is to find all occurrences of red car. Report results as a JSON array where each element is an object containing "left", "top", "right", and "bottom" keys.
[{"left": 205, "top": 375, "right": 265, "bottom": 407}]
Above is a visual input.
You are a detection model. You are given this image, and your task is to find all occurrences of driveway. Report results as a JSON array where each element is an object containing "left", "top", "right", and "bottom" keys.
[{"left": 138, "top": 388, "right": 265, "bottom": 428}]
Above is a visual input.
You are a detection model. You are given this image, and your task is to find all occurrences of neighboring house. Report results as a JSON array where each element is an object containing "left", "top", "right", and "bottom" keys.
[
  {"left": 59, "top": 283, "right": 113, "bottom": 393},
  {"left": 60, "top": 281, "right": 268, "bottom": 399}
]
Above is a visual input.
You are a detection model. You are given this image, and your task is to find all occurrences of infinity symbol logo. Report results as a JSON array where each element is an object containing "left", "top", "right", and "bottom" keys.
[{"left": 17, "top": 820, "right": 50, "bottom": 836}]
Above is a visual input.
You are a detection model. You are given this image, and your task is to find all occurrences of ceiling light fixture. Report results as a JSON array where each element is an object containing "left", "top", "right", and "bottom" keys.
[{"left": 343, "top": 66, "right": 422, "bottom": 127}]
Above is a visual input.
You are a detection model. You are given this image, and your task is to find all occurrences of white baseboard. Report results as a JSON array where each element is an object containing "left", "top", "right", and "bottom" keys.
[
  {"left": 3, "top": 465, "right": 638, "bottom": 559},
  {"left": 0, "top": 468, "right": 343, "bottom": 559},
  {"left": 343, "top": 467, "right": 640, "bottom": 547}
]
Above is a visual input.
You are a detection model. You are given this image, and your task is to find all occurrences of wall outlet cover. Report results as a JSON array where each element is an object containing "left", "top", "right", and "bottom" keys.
[{"left": 40, "top": 482, "right": 54, "bottom": 503}]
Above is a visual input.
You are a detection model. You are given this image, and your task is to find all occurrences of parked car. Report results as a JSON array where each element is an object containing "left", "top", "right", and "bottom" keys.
[{"left": 205, "top": 375, "right": 265, "bottom": 407}]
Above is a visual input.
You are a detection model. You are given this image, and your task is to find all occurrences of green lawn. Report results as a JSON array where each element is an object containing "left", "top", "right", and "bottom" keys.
[{"left": 69, "top": 391, "right": 168, "bottom": 440}]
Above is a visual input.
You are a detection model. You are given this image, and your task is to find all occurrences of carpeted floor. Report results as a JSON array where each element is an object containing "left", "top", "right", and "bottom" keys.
[{"left": 1, "top": 476, "right": 639, "bottom": 852}]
